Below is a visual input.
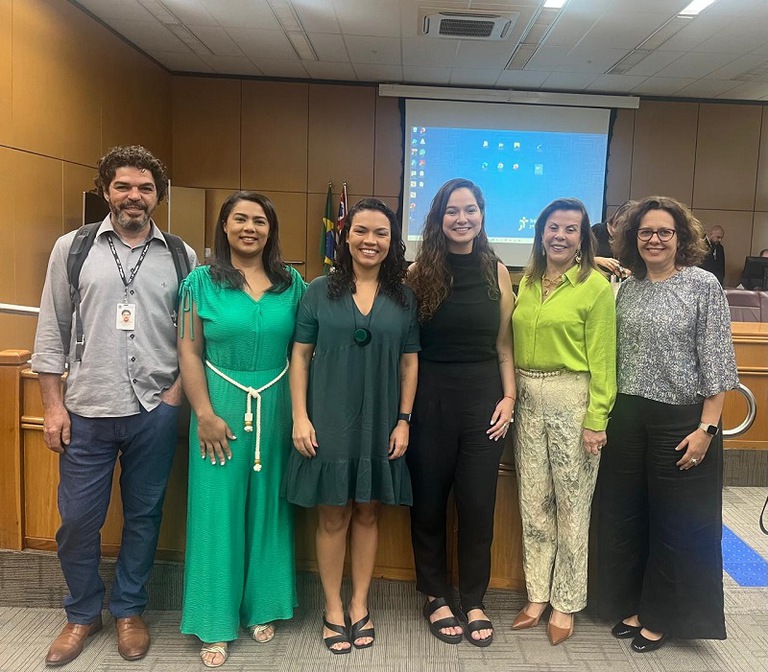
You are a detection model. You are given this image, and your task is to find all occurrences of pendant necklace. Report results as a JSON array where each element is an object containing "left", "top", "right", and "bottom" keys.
[{"left": 351, "top": 282, "right": 379, "bottom": 347}]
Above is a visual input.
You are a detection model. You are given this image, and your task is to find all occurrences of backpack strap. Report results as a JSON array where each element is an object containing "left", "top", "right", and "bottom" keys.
[
  {"left": 66, "top": 222, "right": 101, "bottom": 361},
  {"left": 160, "top": 231, "right": 192, "bottom": 283}
]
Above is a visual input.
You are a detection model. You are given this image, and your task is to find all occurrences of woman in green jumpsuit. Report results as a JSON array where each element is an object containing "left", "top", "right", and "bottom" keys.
[{"left": 178, "top": 192, "right": 304, "bottom": 667}]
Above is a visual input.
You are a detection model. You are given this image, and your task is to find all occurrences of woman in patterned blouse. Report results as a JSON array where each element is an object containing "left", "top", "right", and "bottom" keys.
[{"left": 596, "top": 196, "right": 738, "bottom": 653}]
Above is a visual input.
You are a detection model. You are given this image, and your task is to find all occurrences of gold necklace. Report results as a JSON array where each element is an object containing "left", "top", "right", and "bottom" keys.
[{"left": 541, "top": 272, "right": 565, "bottom": 298}]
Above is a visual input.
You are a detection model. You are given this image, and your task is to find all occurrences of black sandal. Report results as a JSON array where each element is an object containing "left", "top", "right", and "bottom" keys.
[
  {"left": 460, "top": 606, "right": 494, "bottom": 648},
  {"left": 423, "top": 597, "right": 463, "bottom": 644},
  {"left": 350, "top": 611, "right": 376, "bottom": 649},
  {"left": 322, "top": 614, "right": 351, "bottom": 655}
]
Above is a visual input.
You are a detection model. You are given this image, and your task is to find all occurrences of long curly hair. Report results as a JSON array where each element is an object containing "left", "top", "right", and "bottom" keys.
[
  {"left": 613, "top": 195, "right": 707, "bottom": 280},
  {"left": 209, "top": 191, "right": 292, "bottom": 293},
  {"left": 95, "top": 145, "right": 169, "bottom": 202},
  {"left": 523, "top": 197, "right": 597, "bottom": 286},
  {"left": 327, "top": 198, "right": 408, "bottom": 308},
  {"left": 408, "top": 178, "right": 499, "bottom": 323}
]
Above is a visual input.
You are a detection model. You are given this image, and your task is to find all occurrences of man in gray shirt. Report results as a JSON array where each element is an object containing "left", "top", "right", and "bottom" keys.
[{"left": 32, "top": 146, "right": 197, "bottom": 667}]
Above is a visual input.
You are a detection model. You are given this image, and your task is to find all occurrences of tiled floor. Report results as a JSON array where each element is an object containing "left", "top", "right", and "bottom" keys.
[{"left": 0, "top": 487, "right": 766, "bottom": 672}]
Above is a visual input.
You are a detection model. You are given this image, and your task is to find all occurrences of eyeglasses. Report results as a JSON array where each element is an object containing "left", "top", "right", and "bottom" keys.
[{"left": 637, "top": 228, "right": 677, "bottom": 242}]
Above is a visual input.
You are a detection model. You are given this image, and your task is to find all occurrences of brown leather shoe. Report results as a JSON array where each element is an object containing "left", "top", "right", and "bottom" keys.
[
  {"left": 45, "top": 616, "right": 103, "bottom": 666},
  {"left": 511, "top": 603, "right": 548, "bottom": 630},
  {"left": 115, "top": 615, "right": 150, "bottom": 661},
  {"left": 547, "top": 613, "right": 575, "bottom": 645}
]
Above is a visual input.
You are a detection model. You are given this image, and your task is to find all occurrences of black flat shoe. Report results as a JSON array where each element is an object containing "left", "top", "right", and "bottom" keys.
[
  {"left": 423, "top": 597, "right": 462, "bottom": 644},
  {"left": 322, "top": 614, "right": 351, "bottom": 655},
  {"left": 611, "top": 620, "right": 642, "bottom": 639},
  {"left": 631, "top": 631, "right": 667, "bottom": 653},
  {"left": 350, "top": 612, "right": 375, "bottom": 649},
  {"left": 459, "top": 606, "right": 494, "bottom": 648}
]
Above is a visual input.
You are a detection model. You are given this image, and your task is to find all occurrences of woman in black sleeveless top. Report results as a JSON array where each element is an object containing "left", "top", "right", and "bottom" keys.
[{"left": 407, "top": 178, "right": 515, "bottom": 647}]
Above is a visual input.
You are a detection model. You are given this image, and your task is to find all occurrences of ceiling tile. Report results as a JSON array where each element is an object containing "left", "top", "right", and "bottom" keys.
[
  {"left": 695, "top": 17, "right": 767, "bottom": 54},
  {"left": 161, "top": 0, "right": 218, "bottom": 27},
  {"left": 526, "top": 45, "right": 571, "bottom": 70},
  {"left": 708, "top": 54, "right": 768, "bottom": 81},
  {"left": 402, "top": 37, "right": 458, "bottom": 67},
  {"left": 191, "top": 26, "right": 242, "bottom": 57},
  {"left": 308, "top": 33, "right": 348, "bottom": 62},
  {"left": 556, "top": 46, "right": 630, "bottom": 74},
  {"left": 656, "top": 51, "right": 741, "bottom": 79},
  {"left": 586, "top": 74, "right": 648, "bottom": 94},
  {"left": 199, "top": 54, "right": 262, "bottom": 76},
  {"left": 449, "top": 69, "right": 503, "bottom": 87},
  {"left": 344, "top": 36, "right": 401, "bottom": 65},
  {"left": 625, "top": 50, "right": 684, "bottom": 77},
  {"left": 302, "top": 60, "right": 357, "bottom": 81},
  {"left": 495, "top": 70, "right": 549, "bottom": 88},
  {"left": 717, "top": 80, "right": 768, "bottom": 99},
  {"left": 332, "top": 0, "right": 402, "bottom": 38},
  {"left": 146, "top": 49, "right": 213, "bottom": 72},
  {"left": 293, "top": 0, "right": 340, "bottom": 33},
  {"left": 353, "top": 64, "right": 404, "bottom": 83},
  {"left": 674, "top": 79, "right": 742, "bottom": 98},
  {"left": 105, "top": 19, "right": 189, "bottom": 52},
  {"left": 542, "top": 72, "right": 599, "bottom": 91},
  {"left": 226, "top": 28, "right": 297, "bottom": 60},
  {"left": 197, "top": 0, "right": 282, "bottom": 29},
  {"left": 402, "top": 66, "right": 452, "bottom": 84},
  {"left": 661, "top": 13, "right": 732, "bottom": 51},
  {"left": 631, "top": 76, "right": 696, "bottom": 96},
  {"left": 544, "top": 10, "right": 597, "bottom": 49},
  {"left": 75, "top": 0, "right": 156, "bottom": 21},
  {"left": 582, "top": 12, "right": 672, "bottom": 50},
  {"left": 456, "top": 41, "right": 517, "bottom": 69},
  {"left": 254, "top": 58, "right": 310, "bottom": 78}
]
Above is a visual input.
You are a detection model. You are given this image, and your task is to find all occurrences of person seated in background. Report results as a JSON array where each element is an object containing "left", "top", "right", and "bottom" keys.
[
  {"left": 738, "top": 248, "right": 768, "bottom": 289},
  {"left": 592, "top": 200, "right": 635, "bottom": 280},
  {"left": 700, "top": 225, "right": 726, "bottom": 286}
]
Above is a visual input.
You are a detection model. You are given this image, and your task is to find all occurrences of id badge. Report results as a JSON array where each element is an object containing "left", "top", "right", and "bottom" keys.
[{"left": 116, "top": 303, "right": 136, "bottom": 330}]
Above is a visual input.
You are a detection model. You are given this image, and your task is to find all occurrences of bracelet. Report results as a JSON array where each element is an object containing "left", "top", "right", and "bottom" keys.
[{"left": 503, "top": 395, "right": 516, "bottom": 400}]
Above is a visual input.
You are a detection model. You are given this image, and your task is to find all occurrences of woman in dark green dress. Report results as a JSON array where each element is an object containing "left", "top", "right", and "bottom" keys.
[{"left": 284, "top": 198, "right": 419, "bottom": 653}]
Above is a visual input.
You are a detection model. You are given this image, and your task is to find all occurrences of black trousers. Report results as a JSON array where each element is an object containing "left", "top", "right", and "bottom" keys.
[
  {"left": 407, "top": 359, "right": 504, "bottom": 610},
  {"left": 595, "top": 394, "right": 726, "bottom": 639}
]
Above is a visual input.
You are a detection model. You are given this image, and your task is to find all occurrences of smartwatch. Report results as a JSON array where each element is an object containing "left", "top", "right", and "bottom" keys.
[
  {"left": 397, "top": 412, "right": 412, "bottom": 425},
  {"left": 698, "top": 422, "right": 719, "bottom": 436}
]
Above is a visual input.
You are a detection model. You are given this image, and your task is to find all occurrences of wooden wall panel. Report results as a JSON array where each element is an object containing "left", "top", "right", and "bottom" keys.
[
  {"left": 692, "top": 210, "right": 753, "bottom": 287},
  {"left": 305, "top": 192, "right": 326, "bottom": 281},
  {"left": 169, "top": 186, "right": 206, "bottom": 262},
  {"left": 631, "top": 101, "right": 698, "bottom": 205},
  {"left": 241, "top": 81, "right": 308, "bottom": 193},
  {"left": 693, "top": 103, "right": 762, "bottom": 211},
  {"left": 489, "top": 471, "right": 525, "bottom": 590},
  {"left": 0, "top": 148, "right": 18, "bottom": 351},
  {"left": 63, "top": 163, "right": 99, "bottom": 234},
  {"left": 307, "top": 85, "right": 376, "bottom": 196},
  {"left": 605, "top": 108, "right": 635, "bottom": 208},
  {"left": 205, "top": 189, "right": 232, "bottom": 250},
  {"left": 752, "top": 213, "right": 768, "bottom": 255},
  {"left": 172, "top": 78, "right": 241, "bottom": 190},
  {"left": 754, "top": 107, "right": 768, "bottom": 212},
  {"left": 0, "top": 0, "right": 10, "bottom": 147},
  {"left": 259, "top": 191, "right": 308, "bottom": 273},
  {"left": 374, "top": 96, "right": 403, "bottom": 199}
]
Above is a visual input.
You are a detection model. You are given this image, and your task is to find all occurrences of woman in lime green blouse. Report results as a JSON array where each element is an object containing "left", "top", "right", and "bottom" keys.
[{"left": 510, "top": 198, "right": 616, "bottom": 646}]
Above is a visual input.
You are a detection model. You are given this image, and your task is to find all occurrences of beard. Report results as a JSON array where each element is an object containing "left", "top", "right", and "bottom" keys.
[{"left": 110, "top": 201, "right": 152, "bottom": 233}]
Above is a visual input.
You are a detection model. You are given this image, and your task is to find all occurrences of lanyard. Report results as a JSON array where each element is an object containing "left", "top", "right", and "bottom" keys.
[{"left": 107, "top": 233, "right": 152, "bottom": 290}]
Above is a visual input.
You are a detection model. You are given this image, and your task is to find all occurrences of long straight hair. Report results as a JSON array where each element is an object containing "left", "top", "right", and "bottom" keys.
[
  {"left": 209, "top": 191, "right": 292, "bottom": 292},
  {"left": 523, "top": 197, "right": 597, "bottom": 285}
]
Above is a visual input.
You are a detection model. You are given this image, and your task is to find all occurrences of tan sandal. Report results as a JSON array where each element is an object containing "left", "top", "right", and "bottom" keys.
[
  {"left": 251, "top": 623, "right": 275, "bottom": 643},
  {"left": 200, "top": 644, "right": 228, "bottom": 668}
]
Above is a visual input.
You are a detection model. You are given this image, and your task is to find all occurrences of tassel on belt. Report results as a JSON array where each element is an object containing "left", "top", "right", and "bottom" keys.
[{"left": 205, "top": 359, "right": 289, "bottom": 472}]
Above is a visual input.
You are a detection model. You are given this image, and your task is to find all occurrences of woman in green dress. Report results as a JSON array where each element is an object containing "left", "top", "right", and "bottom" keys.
[
  {"left": 178, "top": 191, "right": 305, "bottom": 668},
  {"left": 284, "top": 198, "right": 419, "bottom": 653}
]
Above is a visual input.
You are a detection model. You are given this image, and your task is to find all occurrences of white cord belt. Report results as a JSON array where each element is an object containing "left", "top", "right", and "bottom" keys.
[{"left": 205, "top": 359, "right": 289, "bottom": 472}]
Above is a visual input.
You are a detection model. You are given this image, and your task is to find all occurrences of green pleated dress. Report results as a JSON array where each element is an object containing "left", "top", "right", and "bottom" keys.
[
  {"left": 283, "top": 276, "right": 419, "bottom": 508},
  {"left": 179, "top": 265, "right": 305, "bottom": 643}
]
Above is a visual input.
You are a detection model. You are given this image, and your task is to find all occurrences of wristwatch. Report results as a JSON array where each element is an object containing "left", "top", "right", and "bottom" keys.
[
  {"left": 397, "top": 412, "right": 412, "bottom": 425},
  {"left": 698, "top": 422, "right": 719, "bottom": 436}
]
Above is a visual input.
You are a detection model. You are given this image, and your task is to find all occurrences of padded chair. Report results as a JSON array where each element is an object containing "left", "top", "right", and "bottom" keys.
[{"left": 725, "top": 289, "right": 765, "bottom": 322}]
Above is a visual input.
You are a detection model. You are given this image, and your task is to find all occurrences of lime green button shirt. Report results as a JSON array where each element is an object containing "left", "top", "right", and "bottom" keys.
[{"left": 513, "top": 265, "right": 617, "bottom": 431}]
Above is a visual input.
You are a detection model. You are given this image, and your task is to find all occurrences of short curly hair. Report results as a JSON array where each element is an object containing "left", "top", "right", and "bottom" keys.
[
  {"left": 95, "top": 146, "right": 169, "bottom": 202},
  {"left": 614, "top": 196, "right": 707, "bottom": 280}
]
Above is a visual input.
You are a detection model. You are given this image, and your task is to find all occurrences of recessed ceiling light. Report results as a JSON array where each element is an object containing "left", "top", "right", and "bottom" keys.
[
  {"left": 678, "top": 0, "right": 719, "bottom": 16},
  {"left": 543, "top": 0, "right": 568, "bottom": 8}
]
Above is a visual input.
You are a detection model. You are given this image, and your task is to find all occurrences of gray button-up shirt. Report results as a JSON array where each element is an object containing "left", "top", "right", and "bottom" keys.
[{"left": 32, "top": 216, "right": 198, "bottom": 417}]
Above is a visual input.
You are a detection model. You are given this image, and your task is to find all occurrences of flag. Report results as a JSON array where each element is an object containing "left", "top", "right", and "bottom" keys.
[
  {"left": 321, "top": 183, "right": 335, "bottom": 274},
  {"left": 336, "top": 183, "right": 348, "bottom": 248}
]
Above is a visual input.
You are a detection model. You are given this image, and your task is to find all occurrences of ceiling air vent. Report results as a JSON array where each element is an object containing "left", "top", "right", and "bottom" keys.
[{"left": 422, "top": 11, "right": 518, "bottom": 40}]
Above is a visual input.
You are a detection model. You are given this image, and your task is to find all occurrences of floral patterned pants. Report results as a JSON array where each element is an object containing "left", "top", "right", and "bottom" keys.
[{"left": 514, "top": 370, "right": 600, "bottom": 613}]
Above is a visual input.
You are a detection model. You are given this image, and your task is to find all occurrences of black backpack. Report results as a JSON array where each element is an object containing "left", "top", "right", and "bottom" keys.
[{"left": 66, "top": 222, "right": 191, "bottom": 360}]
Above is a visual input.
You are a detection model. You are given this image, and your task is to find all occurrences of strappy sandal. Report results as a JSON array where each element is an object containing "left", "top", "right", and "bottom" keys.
[
  {"left": 350, "top": 612, "right": 375, "bottom": 649},
  {"left": 322, "top": 614, "right": 351, "bottom": 655},
  {"left": 200, "top": 644, "right": 228, "bottom": 668},
  {"left": 251, "top": 623, "right": 275, "bottom": 643},
  {"left": 460, "top": 606, "right": 494, "bottom": 648},
  {"left": 423, "top": 597, "right": 462, "bottom": 644}
]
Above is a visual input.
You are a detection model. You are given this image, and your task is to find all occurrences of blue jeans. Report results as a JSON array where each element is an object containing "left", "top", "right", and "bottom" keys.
[{"left": 56, "top": 402, "right": 179, "bottom": 623}]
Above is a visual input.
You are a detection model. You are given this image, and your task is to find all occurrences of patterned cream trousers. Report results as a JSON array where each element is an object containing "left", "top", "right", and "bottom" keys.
[{"left": 514, "top": 370, "right": 600, "bottom": 613}]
